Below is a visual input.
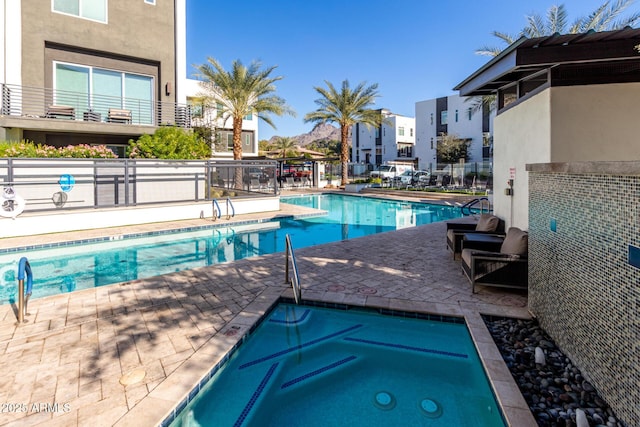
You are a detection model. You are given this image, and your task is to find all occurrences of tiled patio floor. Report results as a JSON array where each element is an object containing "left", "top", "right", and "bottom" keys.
[{"left": 0, "top": 195, "right": 536, "bottom": 426}]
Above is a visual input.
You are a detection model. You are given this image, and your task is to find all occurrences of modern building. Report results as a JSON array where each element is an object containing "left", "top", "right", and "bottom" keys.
[
  {"left": 183, "top": 78, "right": 259, "bottom": 159},
  {"left": 0, "top": 0, "right": 188, "bottom": 157},
  {"left": 455, "top": 28, "right": 640, "bottom": 427},
  {"left": 351, "top": 109, "right": 416, "bottom": 168},
  {"left": 414, "top": 94, "right": 493, "bottom": 170}
]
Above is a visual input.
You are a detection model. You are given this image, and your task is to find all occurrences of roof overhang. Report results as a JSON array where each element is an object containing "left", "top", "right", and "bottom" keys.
[{"left": 455, "top": 27, "right": 640, "bottom": 96}]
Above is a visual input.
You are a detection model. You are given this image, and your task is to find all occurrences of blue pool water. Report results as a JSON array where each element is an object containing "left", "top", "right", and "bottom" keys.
[
  {"left": 167, "top": 303, "right": 506, "bottom": 427},
  {"left": 0, "top": 194, "right": 463, "bottom": 305}
]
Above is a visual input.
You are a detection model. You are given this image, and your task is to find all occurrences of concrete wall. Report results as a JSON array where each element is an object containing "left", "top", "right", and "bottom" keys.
[
  {"left": 0, "top": 197, "right": 280, "bottom": 238},
  {"left": 493, "top": 89, "right": 551, "bottom": 230},
  {"left": 527, "top": 161, "right": 640, "bottom": 427},
  {"left": 414, "top": 98, "right": 437, "bottom": 169},
  {"left": 550, "top": 83, "right": 640, "bottom": 162}
]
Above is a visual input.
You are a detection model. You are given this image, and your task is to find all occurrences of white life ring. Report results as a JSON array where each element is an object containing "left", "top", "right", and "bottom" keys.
[{"left": 0, "top": 187, "right": 25, "bottom": 218}]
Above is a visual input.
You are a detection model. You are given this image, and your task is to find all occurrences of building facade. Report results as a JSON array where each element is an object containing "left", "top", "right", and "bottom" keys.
[
  {"left": 183, "top": 78, "right": 259, "bottom": 159},
  {"left": 414, "top": 94, "right": 493, "bottom": 171},
  {"left": 0, "top": 0, "right": 188, "bottom": 156},
  {"left": 351, "top": 109, "right": 416, "bottom": 168}
]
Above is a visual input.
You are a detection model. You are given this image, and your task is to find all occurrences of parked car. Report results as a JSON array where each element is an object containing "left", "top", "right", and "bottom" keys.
[
  {"left": 411, "top": 170, "right": 431, "bottom": 185},
  {"left": 370, "top": 164, "right": 413, "bottom": 181},
  {"left": 394, "top": 170, "right": 416, "bottom": 185}
]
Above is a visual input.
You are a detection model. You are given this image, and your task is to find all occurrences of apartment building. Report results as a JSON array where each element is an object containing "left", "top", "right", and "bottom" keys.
[
  {"left": 0, "top": 0, "right": 188, "bottom": 157},
  {"left": 183, "top": 78, "right": 259, "bottom": 159},
  {"left": 351, "top": 109, "right": 416, "bottom": 167},
  {"left": 414, "top": 94, "right": 493, "bottom": 170}
]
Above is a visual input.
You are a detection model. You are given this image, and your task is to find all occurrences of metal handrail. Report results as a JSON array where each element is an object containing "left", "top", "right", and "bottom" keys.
[
  {"left": 460, "top": 197, "right": 491, "bottom": 216},
  {"left": 16, "top": 257, "right": 33, "bottom": 325},
  {"left": 1, "top": 83, "right": 192, "bottom": 128},
  {"left": 226, "top": 197, "right": 235, "bottom": 220},
  {"left": 212, "top": 199, "right": 221, "bottom": 221},
  {"left": 284, "top": 234, "right": 302, "bottom": 304}
]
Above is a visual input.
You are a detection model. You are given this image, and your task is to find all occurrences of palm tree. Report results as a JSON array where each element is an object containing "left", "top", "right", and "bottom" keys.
[
  {"left": 477, "top": 1, "right": 640, "bottom": 57},
  {"left": 272, "top": 136, "right": 298, "bottom": 159},
  {"left": 196, "top": 58, "right": 294, "bottom": 189},
  {"left": 304, "top": 80, "right": 382, "bottom": 186}
]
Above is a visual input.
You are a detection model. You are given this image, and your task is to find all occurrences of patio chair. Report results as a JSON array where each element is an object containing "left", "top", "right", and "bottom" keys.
[
  {"left": 108, "top": 108, "right": 132, "bottom": 124},
  {"left": 46, "top": 105, "right": 75, "bottom": 119},
  {"left": 446, "top": 214, "right": 505, "bottom": 259},
  {"left": 461, "top": 227, "right": 528, "bottom": 293}
]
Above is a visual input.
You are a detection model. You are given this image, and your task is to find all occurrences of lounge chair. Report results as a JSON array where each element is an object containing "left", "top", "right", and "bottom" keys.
[
  {"left": 446, "top": 214, "right": 505, "bottom": 259},
  {"left": 46, "top": 105, "right": 75, "bottom": 119},
  {"left": 108, "top": 108, "right": 132, "bottom": 124},
  {"left": 461, "top": 227, "right": 528, "bottom": 293}
]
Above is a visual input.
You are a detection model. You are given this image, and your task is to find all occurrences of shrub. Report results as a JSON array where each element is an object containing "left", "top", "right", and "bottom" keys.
[
  {"left": 0, "top": 140, "right": 117, "bottom": 158},
  {"left": 127, "top": 127, "right": 210, "bottom": 159}
]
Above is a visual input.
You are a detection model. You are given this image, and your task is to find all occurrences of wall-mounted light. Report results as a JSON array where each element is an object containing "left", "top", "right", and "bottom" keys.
[{"left": 165, "top": 82, "right": 172, "bottom": 96}]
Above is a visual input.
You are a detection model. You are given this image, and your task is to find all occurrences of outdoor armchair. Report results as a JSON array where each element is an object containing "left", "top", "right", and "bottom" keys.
[
  {"left": 461, "top": 227, "right": 528, "bottom": 293},
  {"left": 446, "top": 214, "right": 505, "bottom": 259}
]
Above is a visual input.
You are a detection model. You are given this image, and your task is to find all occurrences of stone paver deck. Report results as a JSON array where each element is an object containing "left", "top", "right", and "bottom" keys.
[{"left": 0, "top": 194, "right": 535, "bottom": 426}]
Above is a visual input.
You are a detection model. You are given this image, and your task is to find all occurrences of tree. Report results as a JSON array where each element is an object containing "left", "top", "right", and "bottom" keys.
[
  {"left": 196, "top": 58, "right": 295, "bottom": 188},
  {"left": 476, "top": 1, "right": 640, "bottom": 57},
  {"left": 304, "top": 80, "right": 382, "bottom": 186},
  {"left": 272, "top": 136, "right": 298, "bottom": 159},
  {"left": 436, "top": 133, "right": 470, "bottom": 164},
  {"left": 472, "top": 1, "right": 640, "bottom": 113}
]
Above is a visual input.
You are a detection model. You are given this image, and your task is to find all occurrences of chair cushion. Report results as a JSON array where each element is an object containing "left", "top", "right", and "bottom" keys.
[
  {"left": 475, "top": 214, "right": 499, "bottom": 232},
  {"left": 500, "top": 228, "right": 528, "bottom": 255},
  {"left": 461, "top": 248, "right": 473, "bottom": 266}
]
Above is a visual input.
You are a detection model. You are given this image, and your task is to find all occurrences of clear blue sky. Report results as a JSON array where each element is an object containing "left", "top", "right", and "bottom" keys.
[{"left": 186, "top": 0, "right": 627, "bottom": 140}]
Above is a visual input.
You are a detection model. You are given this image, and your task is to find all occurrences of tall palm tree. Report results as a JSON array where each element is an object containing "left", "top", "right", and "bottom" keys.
[
  {"left": 272, "top": 136, "right": 298, "bottom": 159},
  {"left": 476, "top": 1, "right": 640, "bottom": 57},
  {"left": 196, "top": 58, "right": 295, "bottom": 160},
  {"left": 304, "top": 80, "right": 382, "bottom": 186}
]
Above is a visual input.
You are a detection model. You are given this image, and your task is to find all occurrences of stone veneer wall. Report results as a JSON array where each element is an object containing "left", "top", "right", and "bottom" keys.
[{"left": 527, "top": 162, "right": 640, "bottom": 426}]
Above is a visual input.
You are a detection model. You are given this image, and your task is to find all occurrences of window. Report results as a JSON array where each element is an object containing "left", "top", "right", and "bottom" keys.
[
  {"left": 441, "top": 110, "right": 448, "bottom": 125},
  {"left": 398, "top": 127, "right": 405, "bottom": 136},
  {"left": 455, "top": 110, "right": 459, "bottom": 122},
  {"left": 430, "top": 137, "right": 433, "bottom": 150},
  {"left": 410, "top": 128, "right": 413, "bottom": 137},
  {"left": 243, "top": 113, "right": 253, "bottom": 120},
  {"left": 375, "top": 128, "right": 380, "bottom": 138},
  {"left": 54, "top": 62, "right": 153, "bottom": 124},
  {"left": 53, "top": 0, "right": 107, "bottom": 23},
  {"left": 187, "top": 97, "right": 203, "bottom": 118},
  {"left": 430, "top": 113, "right": 433, "bottom": 125},
  {"left": 216, "top": 102, "right": 224, "bottom": 118},
  {"left": 467, "top": 108, "right": 473, "bottom": 120},
  {"left": 144, "top": 0, "right": 155, "bottom": 4}
]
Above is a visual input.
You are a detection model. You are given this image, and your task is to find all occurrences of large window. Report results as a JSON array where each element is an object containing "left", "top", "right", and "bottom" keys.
[
  {"left": 54, "top": 62, "right": 153, "bottom": 124},
  {"left": 215, "top": 130, "right": 255, "bottom": 153},
  {"left": 53, "top": 0, "right": 107, "bottom": 23},
  {"left": 398, "top": 127, "right": 405, "bottom": 136}
]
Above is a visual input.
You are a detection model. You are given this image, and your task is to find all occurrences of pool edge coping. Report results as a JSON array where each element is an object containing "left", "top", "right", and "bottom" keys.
[{"left": 119, "top": 292, "right": 536, "bottom": 427}]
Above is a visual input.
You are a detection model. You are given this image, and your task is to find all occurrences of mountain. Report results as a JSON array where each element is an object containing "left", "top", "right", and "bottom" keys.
[{"left": 268, "top": 123, "right": 346, "bottom": 146}]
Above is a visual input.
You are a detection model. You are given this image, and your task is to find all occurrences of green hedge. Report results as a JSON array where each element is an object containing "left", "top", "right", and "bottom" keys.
[{"left": 0, "top": 140, "right": 117, "bottom": 158}]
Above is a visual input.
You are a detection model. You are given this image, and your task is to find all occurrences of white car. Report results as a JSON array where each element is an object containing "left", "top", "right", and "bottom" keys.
[{"left": 395, "top": 170, "right": 415, "bottom": 184}]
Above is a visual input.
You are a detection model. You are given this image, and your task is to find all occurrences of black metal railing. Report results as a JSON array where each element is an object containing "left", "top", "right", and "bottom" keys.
[{"left": 1, "top": 83, "right": 192, "bottom": 128}]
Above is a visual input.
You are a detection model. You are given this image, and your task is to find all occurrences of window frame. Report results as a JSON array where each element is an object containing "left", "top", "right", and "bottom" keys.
[{"left": 52, "top": 0, "right": 108, "bottom": 24}]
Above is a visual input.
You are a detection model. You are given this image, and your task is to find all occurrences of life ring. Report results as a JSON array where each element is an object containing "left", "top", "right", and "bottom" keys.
[{"left": 0, "top": 187, "right": 25, "bottom": 218}]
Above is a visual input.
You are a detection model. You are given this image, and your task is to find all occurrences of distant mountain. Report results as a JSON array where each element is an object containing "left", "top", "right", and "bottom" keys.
[{"left": 268, "top": 123, "right": 346, "bottom": 146}]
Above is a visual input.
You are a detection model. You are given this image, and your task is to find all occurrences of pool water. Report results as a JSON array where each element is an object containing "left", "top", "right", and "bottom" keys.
[
  {"left": 168, "top": 303, "right": 506, "bottom": 427},
  {"left": 0, "top": 194, "right": 463, "bottom": 305}
]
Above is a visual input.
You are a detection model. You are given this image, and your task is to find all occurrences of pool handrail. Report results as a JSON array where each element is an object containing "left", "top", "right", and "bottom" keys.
[
  {"left": 226, "top": 197, "right": 235, "bottom": 220},
  {"left": 460, "top": 197, "right": 491, "bottom": 216},
  {"left": 212, "top": 199, "right": 222, "bottom": 221},
  {"left": 16, "top": 256, "right": 33, "bottom": 324},
  {"left": 284, "top": 234, "right": 302, "bottom": 304}
]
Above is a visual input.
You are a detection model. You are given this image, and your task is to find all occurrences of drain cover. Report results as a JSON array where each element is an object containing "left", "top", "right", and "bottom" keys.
[
  {"left": 419, "top": 398, "right": 442, "bottom": 418},
  {"left": 374, "top": 391, "right": 396, "bottom": 410},
  {"left": 119, "top": 369, "right": 146, "bottom": 386}
]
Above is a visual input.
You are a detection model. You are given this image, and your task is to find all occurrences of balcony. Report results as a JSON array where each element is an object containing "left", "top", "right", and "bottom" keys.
[{"left": 0, "top": 83, "right": 192, "bottom": 131}]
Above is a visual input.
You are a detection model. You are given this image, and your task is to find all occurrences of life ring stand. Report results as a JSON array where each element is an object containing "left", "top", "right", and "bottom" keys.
[{"left": 0, "top": 187, "right": 25, "bottom": 219}]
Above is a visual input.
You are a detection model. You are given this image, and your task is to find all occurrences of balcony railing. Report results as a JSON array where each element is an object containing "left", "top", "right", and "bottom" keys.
[{"left": 0, "top": 83, "right": 192, "bottom": 128}]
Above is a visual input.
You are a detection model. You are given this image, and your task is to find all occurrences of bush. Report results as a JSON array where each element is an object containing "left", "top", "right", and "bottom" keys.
[
  {"left": 0, "top": 140, "right": 117, "bottom": 158},
  {"left": 128, "top": 127, "right": 210, "bottom": 159}
]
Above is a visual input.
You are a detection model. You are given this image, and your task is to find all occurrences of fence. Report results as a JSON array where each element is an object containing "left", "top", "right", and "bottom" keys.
[{"left": 0, "top": 158, "right": 278, "bottom": 214}]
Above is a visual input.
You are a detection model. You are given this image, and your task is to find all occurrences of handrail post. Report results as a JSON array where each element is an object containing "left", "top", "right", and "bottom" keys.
[
  {"left": 285, "top": 236, "right": 290, "bottom": 284},
  {"left": 16, "top": 257, "right": 33, "bottom": 325}
]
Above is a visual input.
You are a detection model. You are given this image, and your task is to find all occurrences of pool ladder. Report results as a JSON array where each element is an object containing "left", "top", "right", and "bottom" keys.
[
  {"left": 284, "top": 234, "right": 302, "bottom": 304},
  {"left": 460, "top": 197, "right": 491, "bottom": 216},
  {"left": 211, "top": 198, "right": 236, "bottom": 221},
  {"left": 15, "top": 257, "right": 33, "bottom": 325}
]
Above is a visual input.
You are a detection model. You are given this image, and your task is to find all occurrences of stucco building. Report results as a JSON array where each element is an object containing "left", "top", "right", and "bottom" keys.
[{"left": 0, "top": 0, "right": 188, "bottom": 157}]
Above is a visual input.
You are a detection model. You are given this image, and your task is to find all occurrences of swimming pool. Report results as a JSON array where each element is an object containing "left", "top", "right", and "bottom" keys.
[
  {"left": 167, "top": 302, "right": 506, "bottom": 427},
  {"left": 0, "top": 194, "right": 463, "bottom": 305}
]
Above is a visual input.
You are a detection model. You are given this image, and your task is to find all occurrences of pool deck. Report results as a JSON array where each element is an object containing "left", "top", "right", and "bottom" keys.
[{"left": 0, "top": 191, "right": 536, "bottom": 427}]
